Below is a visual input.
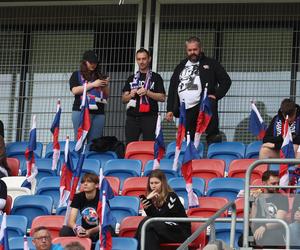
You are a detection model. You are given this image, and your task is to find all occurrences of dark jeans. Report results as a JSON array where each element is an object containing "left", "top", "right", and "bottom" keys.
[{"left": 125, "top": 115, "right": 157, "bottom": 145}]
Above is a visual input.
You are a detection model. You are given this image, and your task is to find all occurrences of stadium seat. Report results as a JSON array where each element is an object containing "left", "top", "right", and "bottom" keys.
[
  {"left": 125, "top": 141, "right": 155, "bottom": 169},
  {"left": 6, "top": 157, "right": 20, "bottom": 176},
  {"left": 119, "top": 216, "right": 144, "bottom": 237},
  {"left": 235, "top": 197, "right": 245, "bottom": 217},
  {"left": 86, "top": 151, "right": 118, "bottom": 166},
  {"left": 207, "top": 178, "right": 245, "bottom": 201},
  {"left": 110, "top": 196, "right": 140, "bottom": 224},
  {"left": 207, "top": 142, "right": 246, "bottom": 172},
  {"left": 228, "top": 159, "right": 267, "bottom": 182},
  {"left": 188, "top": 197, "right": 229, "bottom": 217},
  {"left": 4, "top": 195, "right": 12, "bottom": 215},
  {"left": 165, "top": 140, "right": 204, "bottom": 160},
  {"left": 0, "top": 215, "right": 28, "bottom": 238},
  {"left": 95, "top": 237, "right": 138, "bottom": 250},
  {"left": 103, "top": 159, "right": 142, "bottom": 189},
  {"left": 245, "top": 141, "right": 263, "bottom": 159},
  {"left": 55, "top": 206, "right": 67, "bottom": 216},
  {"left": 191, "top": 159, "right": 225, "bottom": 184},
  {"left": 11, "top": 195, "right": 53, "bottom": 227},
  {"left": 143, "top": 159, "right": 180, "bottom": 179},
  {"left": 52, "top": 237, "right": 91, "bottom": 250},
  {"left": 106, "top": 176, "right": 121, "bottom": 195},
  {"left": 121, "top": 177, "right": 148, "bottom": 197},
  {"left": 212, "top": 222, "right": 243, "bottom": 248},
  {"left": 35, "top": 176, "right": 60, "bottom": 208},
  {"left": 168, "top": 177, "right": 205, "bottom": 209},
  {"left": 6, "top": 141, "right": 43, "bottom": 159},
  {"left": 44, "top": 140, "right": 76, "bottom": 159},
  {"left": 30, "top": 215, "right": 64, "bottom": 239},
  {"left": 73, "top": 158, "right": 101, "bottom": 176},
  {"left": 9, "top": 236, "right": 35, "bottom": 250}
]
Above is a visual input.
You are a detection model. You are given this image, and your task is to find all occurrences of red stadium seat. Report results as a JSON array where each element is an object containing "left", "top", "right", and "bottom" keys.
[
  {"left": 4, "top": 195, "right": 12, "bottom": 215},
  {"left": 31, "top": 215, "right": 64, "bottom": 239},
  {"left": 188, "top": 197, "right": 229, "bottom": 217},
  {"left": 106, "top": 176, "right": 120, "bottom": 195},
  {"left": 235, "top": 197, "right": 245, "bottom": 217},
  {"left": 52, "top": 237, "right": 92, "bottom": 250},
  {"left": 6, "top": 158, "right": 20, "bottom": 176},
  {"left": 119, "top": 216, "right": 144, "bottom": 237},
  {"left": 121, "top": 177, "right": 148, "bottom": 197},
  {"left": 125, "top": 141, "right": 154, "bottom": 169}
]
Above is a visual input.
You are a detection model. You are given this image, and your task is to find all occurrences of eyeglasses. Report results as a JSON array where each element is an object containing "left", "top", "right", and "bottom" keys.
[{"left": 34, "top": 236, "right": 51, "bottom": 241}]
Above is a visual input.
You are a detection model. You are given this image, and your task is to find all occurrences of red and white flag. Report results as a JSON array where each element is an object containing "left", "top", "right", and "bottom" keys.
[
  {"left": 153, "top": 114, "right": 165, "bottom": 169},
  {"left": 50, "top": 99, "right": 61, "bottom": 170}
]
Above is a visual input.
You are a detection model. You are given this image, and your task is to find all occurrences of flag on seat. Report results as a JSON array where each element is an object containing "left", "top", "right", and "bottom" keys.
[
  {"left": 58, "top": 136, "right": 74, "bottom": 208},
  {"left": 182, "top": 133, "right": 200, "bottom": 209},
  {"left": 22, "top": 115, "right": 38, "bottom": 190},
  {"left": 153, "top": 114, "right": 165, "bottom": 169},
  {"left": 0, "top": 213, "right": 9, "bottom": 250},
  {"left": 279, "top": 116, "right": 295, "bottom": 186},
  {"left": 172, "top": 102, "right": 186, "bottom": 171},
  {"left": 249, "top": 101, "right": 267, "bottom": 140},
  {"left": 97, "top": 169, "right": 115, "bottom": 250},
  {"left": 194, "top": 86, "right": 212, "bottom": 149},
  {"left": 75, "top": 83, "right": 91, "bottom": 152},
  {"left": 50, "top": 99, "right": 61, "bottom": 171}
]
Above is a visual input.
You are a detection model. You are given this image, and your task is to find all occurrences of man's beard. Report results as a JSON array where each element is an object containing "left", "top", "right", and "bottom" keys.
[{"left": 188, "top": 53, "right": 200, "bottom": 63}]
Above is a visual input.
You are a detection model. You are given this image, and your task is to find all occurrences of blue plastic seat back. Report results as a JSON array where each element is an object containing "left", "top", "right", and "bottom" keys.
[
  {"left": 11, "top": 195, "right": 53, "bottom": 227},
  {"left": 212, "top": 222, "right": 244, "bottom": 248},
  {"left": 45, "top": 140, "right": 76, "bottom": 159},
  {"left": 6, "top": 141, "right": 43, "bottom": 158},
  {"left": 110, "top": 196, "right": 140, "bottom": 224},
  {"left": 207, "top": 178, "right": 245, "bottom": 201},
  {"left": 9, "top": 236, "right": 35, "bottom": 250},
  {"left": 207, "top": 142, "right": 246, "bottom": 158},
  {"left": 72, "top": 158, "right": 101, "bottom": 176},
  {"left": 86, "top": 151, "right": 118, "bottom": 166},
  {"left": 168, "top": 177, "right": 205, "bottom": 209},
  {"left": 0, "top": 215, "right": 28, "bottom": 238},
  {"left": 245, "top": 141, "right": 263, "bottom": 159},
  {"left": 95, "top": 237, "right": 138, "bottom": 250},
  {"left": 103, "top": 159, "right": 142, "bottom": 188},
  {"left": 144, "top": 159, "right": 180, "bottom": 179},
  {"left": 36, "top": 176, "right": 60, "bottom": 208},
  {"left": 166, "top": 141, "right": 204, "bottom": 160}
]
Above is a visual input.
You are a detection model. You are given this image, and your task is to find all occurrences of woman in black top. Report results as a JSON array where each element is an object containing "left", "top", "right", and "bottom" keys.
[
  {"left": 69, "top": 50, "right": 109, "bottom": 144},
  {"left": 136, "top": 169, "right": 191, "bottom": 250},
  {"left": 0, "top": 135, "right": 10, "bottom": 178}
]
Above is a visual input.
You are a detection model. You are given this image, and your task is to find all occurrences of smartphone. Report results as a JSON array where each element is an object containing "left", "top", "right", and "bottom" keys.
[{"left": 139, "top": 194, "right": 147, "bottom": 200}]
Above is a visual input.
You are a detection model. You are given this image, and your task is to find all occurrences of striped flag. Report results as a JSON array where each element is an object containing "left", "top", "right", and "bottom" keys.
[
  {"left": 50, "top": 99, "right": 61, "bottom": 170},
  {"left": 58, "top": 136, "right": 74, "bottom": 208},
  {"left": 22, "top": 115, "right": 38, "bottom": 189},
  {"left": 75, "top": 83, "right": 91, "bottom": 152},
  {"left": 172, "top": 102, "right": 186, "bottom": 171},
  {"left": 249, "top": 101, "right": 267, "bottom": 140},
  {"left": 153, "top": 114, "right": 165, "bottom": 169},
  {"left": 23, "top": 235, "right": 29, "bottom": 250},
  {"left": 279, "top": 116, "right": 295, "bottom": 186},
  {"left": 0, "top": 213, "right": 9, "bottom": 250},
  {"left": 194, "top": 86, "right": 212, "bottom": 149},
  {"left": 182, "top": 133, "right": 200, "bottom": 209}
]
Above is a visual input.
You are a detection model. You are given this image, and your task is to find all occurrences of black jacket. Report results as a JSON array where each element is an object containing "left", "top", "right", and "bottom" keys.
[
  {"left": 167, "top": 53, "right": 231, "bottom": 117},
  {"left": 263, "top": 105, "right": 300, "bottom": 149}
]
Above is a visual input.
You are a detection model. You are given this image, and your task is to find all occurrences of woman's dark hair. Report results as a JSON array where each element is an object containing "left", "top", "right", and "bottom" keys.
[
  {"left": 0, "top": 158, "right": 10, "bottom": 176},
  {"left": 80, "top": 61, "right": 96, "bottom": 82}
]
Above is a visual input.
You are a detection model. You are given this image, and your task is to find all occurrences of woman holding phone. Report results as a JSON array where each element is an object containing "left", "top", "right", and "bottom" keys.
[
  {"left": 69, "top": 50, "right": 109, "bottom": 144},
  {"left": 135, "top": 169, "right": 191, "bottom": 250}
]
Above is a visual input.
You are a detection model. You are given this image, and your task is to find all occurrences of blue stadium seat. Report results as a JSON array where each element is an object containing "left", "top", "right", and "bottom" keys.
[
  {"left": 44, "top": 140, "right": 77, "bottom": 160},
  {"left": 95, "top": 237, "right": 138, "bottom": 250},
  {"left": 212, "top": 222, "right": 244, "bottom": 248},
  {"left": 207, "top": 178, "right": 245, "bottom": 201},
  {"left": 9, "top": 236, "right": 35, "bottom": 250},
  {"left": 110, "top": 196, "right": 140, "bottom": 224},
  {"left": 72, "top": 158, "right": 101, "bottom": 176},
  {"left": 168, "top": 177, "right": 205, "bottom": 209},
  {"left": 207, "top": 142, "right": 246, "bottom": 172},
  {"left": 0, "top": 215, "right": 28, "bottom": 238},
  {"left": 35, "top": 176, "right": 60, "bottom": 208},
  {"left": 86, "top": 151, "right": 117, "bottom": 166},
  {"left": 245, "top": 141, "right": 263, "bottom": 159},
  {"left": 56, "top": 206, "right": 67, "bottom": 215},
  {"left": 165, "top": 140, "right": 204, "bottom": 160},
  {"left": 143, "top": 159, "right": 180, "bottom": 179},
  {"left": 103, "top": 159, "right": 142, "bottom": 188},
  {"left": 11, "top": 195, "right": 53, "bottom": 227},
  {"left": 6, "top": 141, "right": 43, "bottom": 162}
]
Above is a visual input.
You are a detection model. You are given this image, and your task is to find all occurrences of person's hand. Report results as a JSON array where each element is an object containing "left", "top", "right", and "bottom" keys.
[
  {"left": 140, "top": 198, "right": 151, "bottom": 209},
  {"left": 250, "top": 189, "right": 263, "bottom": 199},
  {"left": 130, "top": 89, "right": 138, "bottom": 98},
  {"left": 254, "top": 225, "right": 266, "bottom": 240},
  {"left": 93, "top": 79, "right": 109, "bottom": 88},
  {"left": 146, "top": 190, "right": 159, "bottom": 200},
  {"left": 262, "top": 142, "right": 275, "bottom": 149},
  {"left": 74, "top": 225, "right": 87, "bottom": 237},
  {"left": 294, "top": 210, "right": 300, "bottom": 222},
  {"left": 165, "top": 112, "right": 174, "bottom": 122},
  {"left": 137, "top": 87, "right": 147, "bottom": 96},
  {"left": 208, "top": 95, "right": 216, "bottom": 99}
]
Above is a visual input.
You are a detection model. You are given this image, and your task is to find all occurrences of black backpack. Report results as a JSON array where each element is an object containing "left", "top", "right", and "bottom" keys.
[{"left": 90, "top": 136, "right": 125, "bottom": 158}]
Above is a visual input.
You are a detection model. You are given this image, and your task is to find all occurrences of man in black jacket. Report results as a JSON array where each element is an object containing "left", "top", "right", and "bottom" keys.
[
  {"left": 260, "top": 98, "right": 300, "bottom": 158},
  {"left": 166, "top": 36, "right": 231, "bottom": 144}
]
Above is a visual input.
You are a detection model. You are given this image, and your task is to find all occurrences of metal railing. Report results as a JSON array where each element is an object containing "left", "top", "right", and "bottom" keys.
[
  {"left": 243, "top": 158, "right": 300, "bottom": 249},
  {"left": 140, "top": 201, "right": 237, "bottom": 250}
]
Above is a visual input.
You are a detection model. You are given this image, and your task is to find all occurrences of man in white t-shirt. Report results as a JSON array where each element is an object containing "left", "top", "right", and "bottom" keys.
[{"left": 166, "top": 36, "right": 231, "bottom": 144}]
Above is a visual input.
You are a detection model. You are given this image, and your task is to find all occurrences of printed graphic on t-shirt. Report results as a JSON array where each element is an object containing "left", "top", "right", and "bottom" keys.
[
  {"left": 130, "top": 80, "right": 154, "bottom": 90},
  {"left": 275, "top": 120, "right": 296, "bottom": 136},
  {"left": 178, "top": 61, "right": 202, "bottom": 109},
  {"left": 81, "top": 207, "right": 98, "bottom": 226},
  {"left": 264, "top": 202, "right": 278, "bottom": 218}
]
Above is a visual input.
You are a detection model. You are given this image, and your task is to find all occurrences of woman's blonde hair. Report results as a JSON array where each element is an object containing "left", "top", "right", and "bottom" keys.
[{"left": 146, "top": 169, "right": 173, "bottom": 207}]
